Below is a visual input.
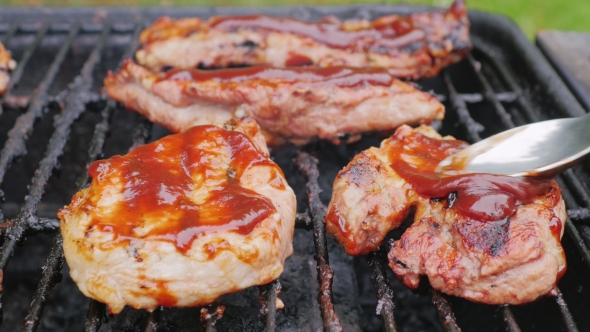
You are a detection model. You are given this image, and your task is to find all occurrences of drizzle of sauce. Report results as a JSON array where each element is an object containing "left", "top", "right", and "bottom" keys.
[
  {"left": 285, "top": 53, "right": 314, "bottom": 67},
  {"left": 549, "top": 211, "right": 566, "bottom": 280},
  {"left": 135, "top": 278, "right": 177, "bottom": 307},
  {"left": 548, "top": 214, "right": 563, "bottom": 242},
  {"left": 388, "top": 130, "right": 554, "bottom": 222},
  {"left": 557, "top": 263, "right": 567, "bottom": 281},
  {"left": 165, "top": 65, "right": 394, "bottom": 88},
  {"left": 209, "top": 14, "right": 425, "bottom": 51},
  {"left": 87, "top": 125, "right": 282, "bottom": 253}
]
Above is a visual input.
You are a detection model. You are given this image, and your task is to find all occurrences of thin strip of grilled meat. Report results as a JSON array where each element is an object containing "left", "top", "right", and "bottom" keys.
[
  {"left": 104, "top": 60, "right": 444, "bottom": 146},
  {"left": 0, "top": 42, "right": 16, "bottom": 94},
  {"left": 136, "top": 0, "right": 471, "bottom": 80},
  {"left": 326, "top": 125, "right": 566, "bottom": 304}
]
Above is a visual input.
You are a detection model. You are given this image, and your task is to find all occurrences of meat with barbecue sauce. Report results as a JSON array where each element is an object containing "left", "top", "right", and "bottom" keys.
[
  {"left": 136, "top": 0, "right": 471, "bottom": 80},
  {"left": 326, "top": 125, "right": 566, "bottom": 304},
  {"left": 105, "top": 60, "right": 444, "bottom": 146},
  {"left": 59, "top": 117, "right": 296, "bottom": 313}
]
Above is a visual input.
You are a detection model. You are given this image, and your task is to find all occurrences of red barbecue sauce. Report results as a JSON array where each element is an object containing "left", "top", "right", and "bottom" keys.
[
  {"left": 209, "top": 14, "right": 425, "bottom": 51},
  {"left": 87, "top": 125, "right": 282, "bottom": 253},
  {"left": 548, "top": 214, "right": 563, "bottom": 244},
  {"left": 285, "top": 53, "right": 314, "bottom": 67},
  {"left": 388, "top": 130, "right": 554, "bottom": 222},
  {"left": 164, "top": 65, "right": 393, "bottom": 88},
  {"left": 133, "top": 278, "right": 178, "bottom": 307}
]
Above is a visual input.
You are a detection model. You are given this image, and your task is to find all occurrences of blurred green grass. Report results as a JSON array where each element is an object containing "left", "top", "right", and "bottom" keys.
[{"left": 0, "top": 0, "right": 588, "bottom": 39}]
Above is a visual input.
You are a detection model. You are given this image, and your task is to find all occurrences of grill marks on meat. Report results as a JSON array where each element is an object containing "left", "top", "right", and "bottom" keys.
[
  {"left": 135, "top": 0, "right": 471, "bottom": 79},
  {"left": 104, "top": 60, "right": 444, "bottom": 146},
  {"left": 326, "top": 125, "right": 567, "bottom": 304},
  {"left": 58, "top": 117, "right": 296, "bottom": 314},
  {"left": 0, "top": 42, "right": 16, "bottom": 94}
]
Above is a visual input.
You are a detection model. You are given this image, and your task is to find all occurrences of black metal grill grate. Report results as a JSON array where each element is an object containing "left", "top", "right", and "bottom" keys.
[{"left": 0, "top": 6, "right": 588, "bottom": 332}]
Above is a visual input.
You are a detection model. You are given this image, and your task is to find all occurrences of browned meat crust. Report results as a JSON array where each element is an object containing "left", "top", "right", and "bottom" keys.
[
  {"left": 104, "top": 60, "right": 444, "bottom": 146},
  {"left": 326, "top": 125, "right": 566, "bottom": 304},
  {"left": 0, "top": 43, "right": 16, "bottom": 95},
  {"left": 136, "top": 0, "right": 471, "bottom": 79}
]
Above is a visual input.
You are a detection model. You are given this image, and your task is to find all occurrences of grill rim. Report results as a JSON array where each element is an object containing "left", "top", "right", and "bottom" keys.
[{"left": 0, "top": 4, "right": 588, "bottom": 332}]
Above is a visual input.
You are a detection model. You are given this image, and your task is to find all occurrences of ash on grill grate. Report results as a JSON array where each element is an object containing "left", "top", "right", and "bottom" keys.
[{"left": 1, "top": 5, "right": 590, "bottom": 332}]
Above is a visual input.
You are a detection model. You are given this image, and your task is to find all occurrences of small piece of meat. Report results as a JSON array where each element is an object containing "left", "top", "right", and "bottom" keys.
[
  {"left": 59, "top": 117, "right": 296, "bottom": 314},
  {"left": 326, "top": 125, "right": 566, "bottom": 304},
  {"left": 0, "top": 42, "right": 16, "bottom": 94},
  {"left": 104, "top": 60, "right": 444, "bottom": 146},
  {"left": 136, "top": 0, "right": 471, "bottom": 80}
]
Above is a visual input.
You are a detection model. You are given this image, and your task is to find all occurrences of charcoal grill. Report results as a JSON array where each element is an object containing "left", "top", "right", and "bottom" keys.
[{"left": 0, "top": 5, "right": 589, "bottom": 332}]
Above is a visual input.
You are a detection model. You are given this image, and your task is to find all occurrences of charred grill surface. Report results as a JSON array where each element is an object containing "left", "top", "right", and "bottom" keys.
[{"left": 0, "top": 5, "right": 588, "bottom": 332}]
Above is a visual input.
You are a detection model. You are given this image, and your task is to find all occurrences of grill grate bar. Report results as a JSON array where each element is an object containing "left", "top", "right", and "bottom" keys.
[
  {"left": 442, "top": 71, "right": 483, "bottom": 142},
  {"left": 430, "top": 289, "right": 461, "bottom": 332},
  {"left": 454, "top": 92, "right": 518, "bottom": 104},
  {"left": 568, "top": 208, "right": 590, "bottom": 221},
  {"left": 22, "top": 235, "right": 65, "bottom": 332},
  {"left": 502, "top": 305, "right": 522, "bottom": 332},
  {"left": 75, "top": 100, "right": 114, "bottom": 188},
  {"left": 0, "top": 216, "right": 58, "bottom": 237},
  {"left": 466, "top": 54, "right": 516, "bottom": 128},
  {"left": 557, "top": 178, "right": 590, "bottom": 271},
  {"left": 200, "top": 305, "right": 224, "bottom": 332},
  {"left": 561, "top": 170, "right": 590, "bottom": 208},
  {"left": 84, "top": 299, "right": 106, "bottom": 332},
  {"left": 259, "top": 279, "right": 281, "bottom": 332},
  {"left": 143, "top": 307, "right": 161, "bottom": 332},
  {"left": 1, "top": 23, "right": 18, "bottom": 44},
  {"left": 367, "top": 251, "right": 397, "bottom": 332},
  {"left": 295, "top": 152, "right": 343, "bottom": 332},
  {"left": 20, "top": 23, "right": 112, "bottom": 332},
  {"left": 554, "top": 288, "right": 579, "bottom": 332},
  {"left": 565, "top": 220, "right": 590, "bottom": 270}
]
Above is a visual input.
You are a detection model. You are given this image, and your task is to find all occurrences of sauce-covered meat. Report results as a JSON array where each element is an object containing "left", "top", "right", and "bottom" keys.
[
  {"left": 164, "top": 65, "right": 394, "bottom": 89},
  {"left": 136, "top": 0, "right": 471, "bottom": 80},
  {"left": 59, "top": 118, "right": 296, "bottom": 314},
  {"left": 387, "top": 129, "right": 554, "bottom": 222},
  {"left": 208, "top": 14, "right": 423, "bottom": 51},
  {"left": 87, "top": 125, "right": 280, "bottom": 252},
  {"left": 105, "top": 60, "right": 444, "bottom": 146},
  {"left": 326, "top": 125, "right": 566, "bottom": 305}
]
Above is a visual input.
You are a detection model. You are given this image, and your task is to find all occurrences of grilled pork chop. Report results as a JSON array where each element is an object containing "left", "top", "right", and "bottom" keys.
[
  {"left": 0, "top": 42, "right": 16, "bottom": 94},
  {"left": 105, "top": 60, "right": 444, "bottom": 146},
  {"left": 326, "top": 125, "right": 566, "bottom": 304},
  {"left": 59, "top": 117, "right": 296, "bottom": 314},
  {"left": 136, "top": 0, "right": 471, "bottom": 80}
]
